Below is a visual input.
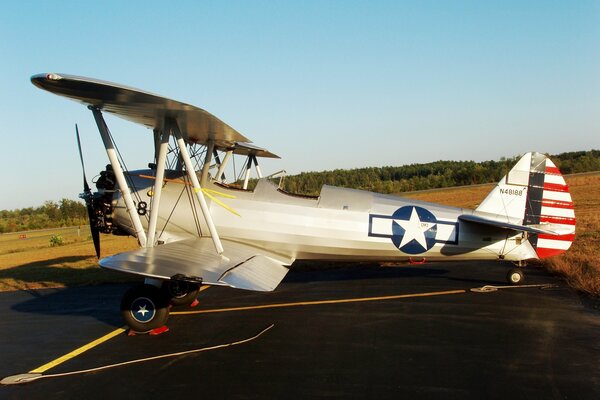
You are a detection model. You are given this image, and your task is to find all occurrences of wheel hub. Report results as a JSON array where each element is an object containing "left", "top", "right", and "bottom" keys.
[{"left": 130, "top": 297, "right": 156, "bottom": 323}]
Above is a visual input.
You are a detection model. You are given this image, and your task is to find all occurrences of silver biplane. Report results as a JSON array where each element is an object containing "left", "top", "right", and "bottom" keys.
[{"left": 32, "top": 73, "right": 576, "bottom": 334}]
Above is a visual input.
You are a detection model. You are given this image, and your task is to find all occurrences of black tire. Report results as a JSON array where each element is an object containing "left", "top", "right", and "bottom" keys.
[
  {"left": 162, "top": 280, "right": 201, "bottom": 307},
  {"left": 506, "top": 268, "right": 525, "bottom": 285},
  {"left": 121, "top": 284, "right": 170, "bottom": 333}
]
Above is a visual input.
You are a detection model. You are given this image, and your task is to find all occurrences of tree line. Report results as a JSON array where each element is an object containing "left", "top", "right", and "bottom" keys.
[
  {"left": 279, "top": 150, "right": 600, "bottom": 196},
  {"left": 1, "top": 150, "right": 598, "bottom": 233},
  {"left": 0, "top": 199, "right": 88, "bottom": 234}
]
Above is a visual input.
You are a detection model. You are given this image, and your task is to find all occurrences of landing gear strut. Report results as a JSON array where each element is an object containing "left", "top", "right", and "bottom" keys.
[
  {"left": 162, "top": 280, "right": 201, "bottom": 307},
  {"left": 121, "top": 284, "right": 170, "bottom": 333}
]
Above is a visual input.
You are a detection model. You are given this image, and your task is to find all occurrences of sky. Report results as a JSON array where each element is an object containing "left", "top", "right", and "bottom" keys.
[{"left": 0, "top": 0, "right": 598, "bottom": 210}]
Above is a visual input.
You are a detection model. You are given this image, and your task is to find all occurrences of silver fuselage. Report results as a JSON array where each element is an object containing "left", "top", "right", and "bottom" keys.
[{"left": 110, "top": 170, "right": 538, "bottom": 263}]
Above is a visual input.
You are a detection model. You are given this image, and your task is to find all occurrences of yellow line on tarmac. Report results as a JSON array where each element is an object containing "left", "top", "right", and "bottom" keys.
[
  {"left": 29, "top": 327, "right": 127, "bottom": 374},
  {"left": 171, "top": 289, "right": 466, "bottom": 315},
  {"left": 26, "top": 287, "right": 464, "bottom": 374},
  {"left": 27, "top": 286, "right": 211, "bottom": 374}
]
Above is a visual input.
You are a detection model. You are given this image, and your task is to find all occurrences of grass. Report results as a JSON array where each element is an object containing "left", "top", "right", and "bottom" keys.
[
  {"left": 403, "top": 184, "right": 493, "bottom": 209},
  {"left": 0, "top": 226, "right": 88, "bottom": 255},
  {"left": 1, "top": 173, "right": 598, "bottom": 295},
  {"left": 539, "top": 175, "right": 600, "bottom": 296},
  {"left": 0, "top": 227, "right": 138, "bottom": 291}
]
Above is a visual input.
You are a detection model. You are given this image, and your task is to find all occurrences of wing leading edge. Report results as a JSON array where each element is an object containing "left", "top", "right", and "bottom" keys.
[
  {"left": 30, "top": 73, "right": 250, "bottom": 147},
  {"left": 99, "top": 238, "right": 292, "bottom": 292}
]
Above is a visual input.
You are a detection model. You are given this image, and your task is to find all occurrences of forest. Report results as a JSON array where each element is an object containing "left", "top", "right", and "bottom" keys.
[
  {"left": 279, "top": 150, "right": 600, "bottom": 195},
  {"left": 1, "top": 150, "right": 598, "bottom": 233},
  {"left": 0, "top": 199, "right": 87, "bottom": 234}
]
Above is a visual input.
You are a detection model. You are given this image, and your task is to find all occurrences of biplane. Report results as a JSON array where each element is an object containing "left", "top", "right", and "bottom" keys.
[{"left": 31, "top": 73, "right": 576, "bottom": 334}]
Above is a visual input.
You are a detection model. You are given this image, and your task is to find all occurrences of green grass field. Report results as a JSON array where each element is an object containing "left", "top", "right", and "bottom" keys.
[{"left": 0, "top": 226, "right": 91, "bottom": 255}]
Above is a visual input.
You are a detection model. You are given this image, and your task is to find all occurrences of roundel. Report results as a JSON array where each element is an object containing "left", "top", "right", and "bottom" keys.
[
  {"left": 390, "top": 206, "right": 438, "bottom": 254},
  {"left": 130, "top": 297, "right": 156, "bottom": 323}
]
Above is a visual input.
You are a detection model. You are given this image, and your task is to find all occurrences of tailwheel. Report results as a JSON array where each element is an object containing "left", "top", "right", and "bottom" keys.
[
  {"left": 121, "top": 284, "right": 170, "bottom": 333},
  {"left": 163, "top": 280, "right": 201, "bottom": 307},
  {"left": 506, "top": 268, "right": 525, "bottom": 285}
]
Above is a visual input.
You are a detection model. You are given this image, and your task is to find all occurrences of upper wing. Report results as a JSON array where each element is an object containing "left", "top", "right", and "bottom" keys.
[
  {"left": 31, "top": 73, "right": 249, "bottom": 147},
  {"left": 220, "top": 142, "right": 280, "bottom": 159},
  {"left": 99, "top": 238, "right": 293, "bottom": 292}
]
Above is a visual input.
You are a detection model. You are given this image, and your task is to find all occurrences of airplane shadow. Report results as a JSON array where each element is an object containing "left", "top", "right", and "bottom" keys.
[
  {"left": 4, "top": 258, "right": 558, "bottom": 327},
  {"left": 9, "top": 284, "right": 130, "bottom": 328},
  {"left": 286, "top": 261, "right": 450, "bottom": 283},
  {"left": 286, "top": 260, "right": 554, "bottom": 288},
  {"left": 0, "top": 255, "right": 137, "bottom": 291},
  {"left": 2, "top": 256, "right": 139, "bottom": 327}
]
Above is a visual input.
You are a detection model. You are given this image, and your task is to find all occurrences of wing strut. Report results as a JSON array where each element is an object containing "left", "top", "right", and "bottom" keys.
[
  {"left": 146, "top": 128, "right": 170, "bottom": 247},
  {"left": 170, "top": 119, "right": 225, "bottom": 254},
  {"left": 243, "top": 155, "right": 263, "bottom": 190},
  {"left": 200, "top": 140, "right": 214, "bottom": 186},
  {"left": 90, "top": 107, "right": 148, "bottom": 247},
  {"left": 215, "top": 150, "right": 233, "bottom": 182}
]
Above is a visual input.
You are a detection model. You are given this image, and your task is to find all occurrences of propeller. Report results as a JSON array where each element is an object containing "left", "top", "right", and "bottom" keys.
[{"left": 76, "top": 124, "right": 101, "bottom": 259}]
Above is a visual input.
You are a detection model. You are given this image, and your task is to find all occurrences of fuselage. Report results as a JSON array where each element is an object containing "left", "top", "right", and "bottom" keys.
[{"left": 107, "top": 170, "right": 538, "bottom": 263}]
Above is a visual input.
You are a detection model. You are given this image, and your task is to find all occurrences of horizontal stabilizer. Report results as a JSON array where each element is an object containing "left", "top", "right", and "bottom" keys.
[
  {"left": 458, "top": 213, "right": 574, "bottom": 235},
  {"left": 99, "top": 238, "right": 292, "bottom": 292}
]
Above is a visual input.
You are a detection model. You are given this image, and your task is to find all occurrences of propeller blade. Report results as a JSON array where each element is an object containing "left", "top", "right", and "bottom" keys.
[
  {"left": 76, "top": 124, "right": 101, "bottom": 259},
  {"left": 75, "top": 124, "right": 90, "bottom": 193},
  {"left": 87, "top": 205, "right": 101, "bottom": 259}
]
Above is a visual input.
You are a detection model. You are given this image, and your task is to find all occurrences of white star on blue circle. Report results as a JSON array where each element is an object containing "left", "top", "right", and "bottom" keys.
[
  {"left": 131, "top": 297, "right": 156, "bottom": 323},
  {"left": 391, "top": 206, "right": 438, "bottom": 254}
]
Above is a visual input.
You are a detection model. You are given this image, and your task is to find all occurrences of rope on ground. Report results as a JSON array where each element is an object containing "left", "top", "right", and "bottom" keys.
[
  {"left": 470, "top": 284, "right": 559, "bottom": 293},
  {"left": 1, "top": 324, "right": 274, "bottom": 386}
]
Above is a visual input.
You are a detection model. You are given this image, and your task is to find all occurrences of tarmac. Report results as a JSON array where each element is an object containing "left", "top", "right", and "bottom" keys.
[{"left": 0, "top": 261, "right": 599, "bottom": 399}]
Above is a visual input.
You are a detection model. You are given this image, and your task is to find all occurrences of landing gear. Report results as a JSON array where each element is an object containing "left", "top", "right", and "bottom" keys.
[
  {"left": 162, "top": 280, "right": 201, "bottom": 307},
  {"left": 506, "top": 268, "right": 525, "bottom": 285},
  {"left": 121, "top": 284, "right": 170, "bottom": 333}
]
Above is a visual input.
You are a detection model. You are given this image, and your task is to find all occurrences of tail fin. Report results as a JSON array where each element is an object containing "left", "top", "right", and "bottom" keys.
[{"left": 475, "top": 152, "right": 576, "bottom": 258}]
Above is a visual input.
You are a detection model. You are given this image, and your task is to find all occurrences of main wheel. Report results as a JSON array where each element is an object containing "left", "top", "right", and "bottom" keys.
[
  {"left": 162, "top": 280, "right": 201, "bottom": 307},
  {"left": 506, "top": 268, "right": 525, "bottom": 285},
  {"left": 121, "top": 284, "right": 170, "bottom": 333}
]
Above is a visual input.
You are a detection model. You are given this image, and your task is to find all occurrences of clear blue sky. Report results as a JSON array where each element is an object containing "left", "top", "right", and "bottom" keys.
[{"left": 1, "top": 0, "right": 598, "bottom": 210}]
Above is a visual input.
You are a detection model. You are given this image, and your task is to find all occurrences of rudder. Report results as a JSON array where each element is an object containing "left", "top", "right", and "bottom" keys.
[{"left": 475, "top": 152, "right": 575, "bottom": 259}]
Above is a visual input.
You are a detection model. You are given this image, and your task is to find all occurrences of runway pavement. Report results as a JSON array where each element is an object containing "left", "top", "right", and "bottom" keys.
[{"left": 0, "top": 261, "right": 599, "bottom": 399}]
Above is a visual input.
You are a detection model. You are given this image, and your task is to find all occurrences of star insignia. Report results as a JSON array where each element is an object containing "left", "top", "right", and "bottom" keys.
[
  {"left": 137, "top": 304, "right": 149, "bottom": 317},
  {"left": 395, "top": 207, "right": 436, "bottom": 250},
  {"left": 390, "top": 206, "right": 438, "bottom": 254}
]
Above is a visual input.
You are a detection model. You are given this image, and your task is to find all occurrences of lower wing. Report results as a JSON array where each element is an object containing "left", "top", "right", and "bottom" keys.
[{"left": 99, "top": 238, "right": 293, "bottom": 292}]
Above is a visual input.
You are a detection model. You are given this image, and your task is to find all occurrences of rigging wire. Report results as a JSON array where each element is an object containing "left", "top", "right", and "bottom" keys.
[
  {"left": 166, "top": 135, "right": 180, "bottom": 170},
  {"left": 237, "top": 157, "right": 249, "bottom": 184},
  {"left": 190, "top": 144, "right": 207, "bottom": 172},
  {"left": 232, "top": 151, "right": 236, "bottom": 184},
  {"left": 105, "top": 123, "right": 149, "bottom": 223},
  {"left": 182, "top": 173, "right": 203, "bottom": 238},
  {"left": 158, "top": 184, "right": 187, "bottom": 239},
  {"left": 1, "top": 325, "right": 275, "bottom": 386}
]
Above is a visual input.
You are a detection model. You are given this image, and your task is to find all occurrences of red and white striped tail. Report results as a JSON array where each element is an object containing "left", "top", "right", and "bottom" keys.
[{"left": 533, "top": 158, "right": 576, "bottom": 258}]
